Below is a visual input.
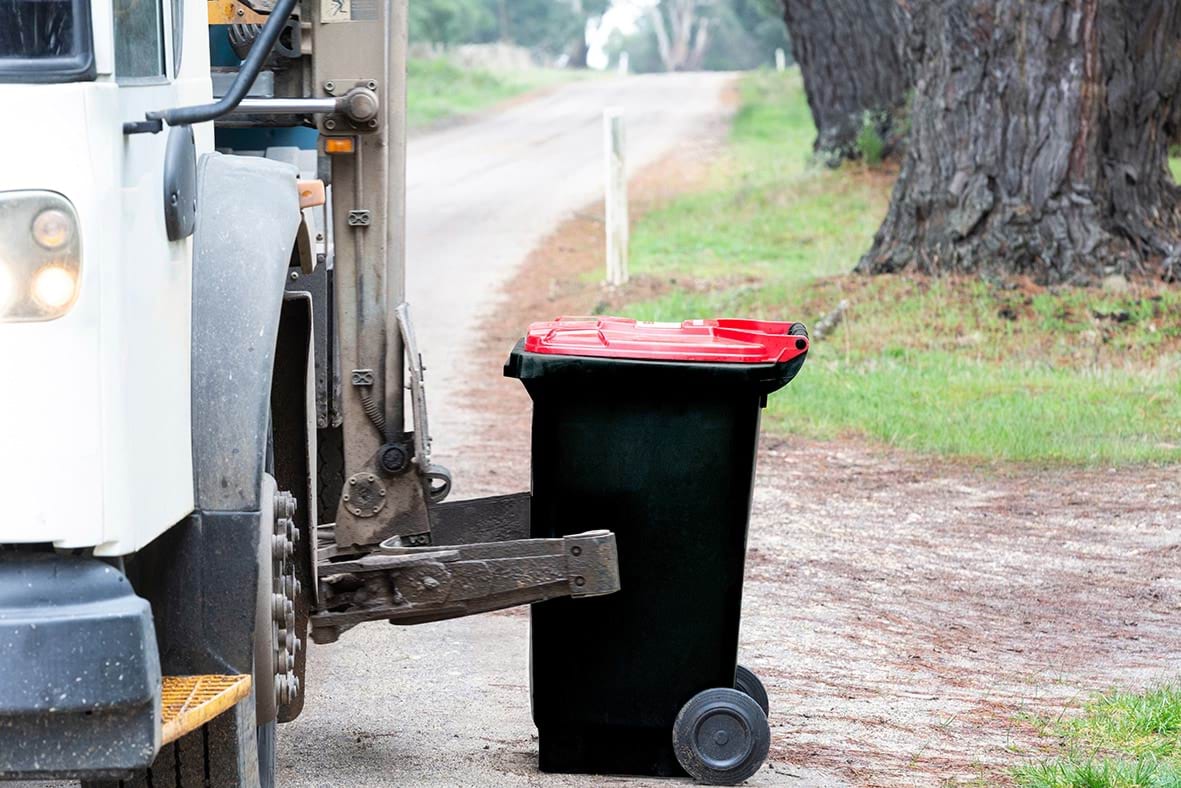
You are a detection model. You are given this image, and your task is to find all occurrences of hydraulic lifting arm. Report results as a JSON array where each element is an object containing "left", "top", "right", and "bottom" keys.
[{"left": 162, "top": 0, "right": 620, "bottom": 643}]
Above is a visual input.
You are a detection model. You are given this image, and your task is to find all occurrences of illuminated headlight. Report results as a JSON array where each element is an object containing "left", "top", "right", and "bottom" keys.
[{"left": 0, "top": 192, "right": 82, "bottom": 322}]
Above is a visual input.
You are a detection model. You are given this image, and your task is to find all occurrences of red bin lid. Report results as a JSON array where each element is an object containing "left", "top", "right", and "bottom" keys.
[{"left": 522, "top": 316, "right": 810, "bottom": 364}]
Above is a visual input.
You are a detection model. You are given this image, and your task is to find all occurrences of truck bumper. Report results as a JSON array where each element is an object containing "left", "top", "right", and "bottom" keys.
[{"left": 0, "top": 554, "right": 161, "bottom": 780}]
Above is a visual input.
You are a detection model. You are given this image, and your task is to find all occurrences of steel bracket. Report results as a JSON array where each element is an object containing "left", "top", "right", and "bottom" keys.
[
  {"left": 321, "top": 79, "right": 382, "bottom": 134},
  {"left": 309, "top": 528, "right": 620, "bottom": 642}
]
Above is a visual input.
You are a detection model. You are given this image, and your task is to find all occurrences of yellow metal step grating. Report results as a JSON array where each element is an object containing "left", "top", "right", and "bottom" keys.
[{"left": 160, "top": 674, "right": 253, "bottom": 745}]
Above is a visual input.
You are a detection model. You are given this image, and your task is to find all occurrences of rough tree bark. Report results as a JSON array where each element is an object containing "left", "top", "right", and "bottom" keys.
[
  {"left": 781, "top": 0, "right": 914, "bottom": 160},
  {"left": 859, "top": 0, "right": 1181, "bottom": 284}
]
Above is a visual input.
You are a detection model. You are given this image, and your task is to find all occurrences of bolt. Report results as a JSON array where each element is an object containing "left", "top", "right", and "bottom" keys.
[
  {"left": 378, "top": 444, "right": 409, "bottom": 475},
  {"left": 571, "top": 546, "right": 582, "bottom": 556},
  {"left": 574, "top": 576, "right": 586, "bottom": 587},
  {"left": 343, "top": 493, "right": 350, "bottom": 502},
  {"left": 290, "top": 270, "right": 299, "bottom": 280},
  {"left": 714, "top": 731, "right": 730, "bottom": 746},
  {"left": 349, "top": 478, "right": 357, "bottom": 486},
  {"left": 324, "top": 118, "right": 337, "bottom": 130},
  {"left": 324, "top": 80, "right": 335, "bottom": 93},
  {"left": 367, "top": 474, "right": 375, "bottom": 482},
  {"left": 379, "top": 488, "right": 386, "bottom": 497},
  {"left": 367, "top": 119, "right": 378, "bottom": 128},
  {"left": 276, "top": 674, "right": 292, "bottom": 704},
  {"left": 421, "top": 575, "right": 440, "bottom": 590},
  {"left": 366, "top": 80, "right": 377, "bottom": 91}
]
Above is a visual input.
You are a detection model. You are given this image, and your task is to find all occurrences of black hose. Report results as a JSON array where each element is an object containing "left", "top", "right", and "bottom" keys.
[
  {"left": 145, "top": 0, "right": 298, "bottom": 127},
  {"left": 358, "top": 388, "right": 388, "bottom": 439}
]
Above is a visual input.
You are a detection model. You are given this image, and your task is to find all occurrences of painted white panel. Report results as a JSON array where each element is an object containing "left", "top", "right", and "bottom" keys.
[{"left": 0, "top": 51, "right": 214, "bottom": 552}]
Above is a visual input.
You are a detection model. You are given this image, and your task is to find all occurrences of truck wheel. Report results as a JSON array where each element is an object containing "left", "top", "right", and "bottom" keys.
[
  {"left": 734, "top": 664, "right": 770, "bottom": 716},
  {"left": 258, "top": 719, "right": 277, "bottom": 786},
  {"left": 672, "top": 688, "right": 770, "bottom": 785}
]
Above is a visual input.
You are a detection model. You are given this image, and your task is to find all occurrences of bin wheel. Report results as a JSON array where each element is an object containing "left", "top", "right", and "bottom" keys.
[
  {"left": 788, "top": 322, "right": 809, "bottom": 338},
  {"left": 673, "top": 688, "right": 770, "bottom": 785},
  {"left": 734, "top": 664, "right": 770, "bottom": 717}
]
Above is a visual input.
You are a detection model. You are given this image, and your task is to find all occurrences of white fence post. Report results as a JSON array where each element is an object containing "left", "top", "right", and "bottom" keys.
[
  {"left": 618, "top": 51, "right": 630, "bottom": 76},
  {"left": 604, "top": 108, "right": 629, "bottom": 287},
  {"left": 775, "top": 48, "right": 786, "bottom": 72}
]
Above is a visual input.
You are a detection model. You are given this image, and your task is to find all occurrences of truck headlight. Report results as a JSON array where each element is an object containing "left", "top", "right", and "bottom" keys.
[{"left": 0, "top": 192, "right": 82, "bottom": 322}]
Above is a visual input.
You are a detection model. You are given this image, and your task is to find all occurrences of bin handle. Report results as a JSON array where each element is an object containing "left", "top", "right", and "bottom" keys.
[{"left": 540, "top": 327, "right": 610, "bottom": 348}]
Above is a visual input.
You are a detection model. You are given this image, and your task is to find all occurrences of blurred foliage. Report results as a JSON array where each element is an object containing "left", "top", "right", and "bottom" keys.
[
  {"left": 409, "top": 0, "right": 789, "bottom": 70},
  {"left": 410, "top": 0, "right": 609, "bottom": 59},
  {"left": 406, "top": 57, "right": 579, "bottom": 127},
  {"left": 409, "top": 0, "right": 495, "bottom": 47},
  {"left": 607, "top": 0, "right": 790, "bottom": 73},
  {"left": 855, "top": 110, "right": 888, "bottom": 166}
]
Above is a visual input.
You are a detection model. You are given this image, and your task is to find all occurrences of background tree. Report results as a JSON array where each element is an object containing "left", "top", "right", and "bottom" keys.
[
  {"left": 701, "top": 0, "right": 790, "bottom": 72},
  {"left": 488, "top": 0, "right": 599, "bottom": 58},
  {"left": 566, "top": 0, "right": 612, "bottom": 67},
  {"left": 648, "top": 0, "right": 715, "bottom": 72},
  {"left": 410, "top": 0, "right": 606, "bottom": 60},
  {"left": 409, "top": 0, "right": 494, "bottom": 47},
  {"left": 780, "top": 0, "right": 913, "bottom": 161},
  {"left": 610, "top": 0, "right": 788, "bottom": 73},
  {"left": 859, "top": 0, "right": 1181, "bottom": 284}
]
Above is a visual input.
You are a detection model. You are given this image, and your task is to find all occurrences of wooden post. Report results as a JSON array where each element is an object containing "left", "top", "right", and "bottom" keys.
[
  {"left": 775, "top": 48, "right": 786, "bottom": 72},
  {"left": 604, "top": 108, "right": 628, "bottom": 286}
]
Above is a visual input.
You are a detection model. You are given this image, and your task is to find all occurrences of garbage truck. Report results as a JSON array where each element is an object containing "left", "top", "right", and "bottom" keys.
[{"left": 0, "top": 0, "right": 806, "bottom": 784}]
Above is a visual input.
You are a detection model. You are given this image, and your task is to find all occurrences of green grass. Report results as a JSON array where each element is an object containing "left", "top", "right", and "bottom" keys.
[
  {"left": 616, "top": 70, "right": 1181, "bottom": 466},
  {"left": 1014, "top": 685, "right": 1181, "bottom": 787},
  {"left": 406, "top": 57, "right": 575, "bottom": 129},
  {"left": 1170, "top": 157, "right": 1181, "bottom": 182}
]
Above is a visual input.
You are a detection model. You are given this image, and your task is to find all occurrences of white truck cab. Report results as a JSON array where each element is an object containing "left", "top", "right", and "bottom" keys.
[{"left": 1, "top": 0, "right": 213, "bottom": 555}]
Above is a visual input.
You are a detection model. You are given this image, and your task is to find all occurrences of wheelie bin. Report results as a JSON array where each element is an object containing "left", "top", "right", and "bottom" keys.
[{"left": 504, "top": 316, "right": 809, "bottom": 786}]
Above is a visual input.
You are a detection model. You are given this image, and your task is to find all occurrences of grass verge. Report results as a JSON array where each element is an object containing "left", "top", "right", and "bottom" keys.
[
  {"left": 1014, "top": 684, "right": 1181, "bottom": 787},
  {"left": 406, "top": 57, "right": 575, "bottom": 129},
  {"left": 617, "top": 71, "right": 1181, "bottom": 466}
]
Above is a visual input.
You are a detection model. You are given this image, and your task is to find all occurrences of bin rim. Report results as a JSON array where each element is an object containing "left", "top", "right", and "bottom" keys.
[{"left": 520, "top": 316, "right": 809, "bottom": 365}]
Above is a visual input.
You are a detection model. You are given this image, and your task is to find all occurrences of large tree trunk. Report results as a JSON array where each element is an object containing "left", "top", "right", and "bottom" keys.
[
  {"left": 781, "top": 0, "right": 914, "bottom": 160},
  {"left": 859, "top": 0, "right": 1181, "bottom": 284}
]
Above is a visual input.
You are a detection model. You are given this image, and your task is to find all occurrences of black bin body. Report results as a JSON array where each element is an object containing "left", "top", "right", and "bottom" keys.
[{"left": 506, "top": 333, "right": 805, "bottom": 777}]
